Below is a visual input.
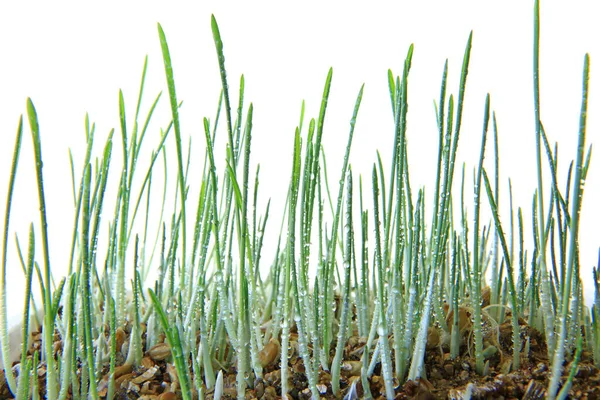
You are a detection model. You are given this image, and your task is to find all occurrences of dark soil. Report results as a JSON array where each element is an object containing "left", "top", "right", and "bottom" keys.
[{"left": 2, "top": 316, "right": 600, "bottom": 399}]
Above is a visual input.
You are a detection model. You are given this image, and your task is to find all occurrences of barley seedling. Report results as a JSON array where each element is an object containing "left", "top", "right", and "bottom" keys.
[{"left": 0, "top": 4, "right": 597, "bottom": 399}]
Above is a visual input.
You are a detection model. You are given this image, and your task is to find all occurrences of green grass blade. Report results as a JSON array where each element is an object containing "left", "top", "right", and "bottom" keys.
[
  {"left": 157, "top": 23, "right": 188, "bottom": 280},
  {"left": 410, "top": 32, "right": 472, "bottom": 383},
  {"left": 280, "top": 128, "right": 302, "bottom": 398},
  {"left": 332, "top": 170, "right": 354, "bottom": 396},
  {"left": 80, "top": 165, "right": 98, "bottom": 399},
  {"left": 211, "top": 15, "right": 235, "bottom": 166},
  {"left": 371, "top": 166, "right": 394, "bottom": 399},
  {"left": 431, "top": 60, "right": 448, "bottom": 248},
  {"left": 1, "top": 116, "right": 23, "bottom": 395},
  {"left": 203, "top": 118, "right": 238, "bottom": 347},
  {"left": 16, "top": 356, "right": 31, "bottom": 400},
  {"left": 17, "top": 224, "right": 35, "bottom": 395},
  {"left": 148, "top": 289, "right": 192, "bottom": 400},
  {"left": 472, "top": 93, "right": 490, "bottom": 375},
  {"left": 67, "top": 119, "right": 95, "bottom": 277},
  {"left": 548, "top": 53, "right": 590, "bottom": 399},
  {"left": 125, "top": 237, "right": 143, "bottom": 367},
  {"left": 58, "top": 275, "right": 77, "bottom": 400},
  {"left": 533, "top": 0, "right": 545, "bottom": 251},
  {"left": 27, "top": 98, "right": 58, "bottom": 400},
  {"left": 322, "top": 83, "right": 364, "bottom": 357},
  {"left": 482, "top": 169, "right": 520, "bottom": 371}
]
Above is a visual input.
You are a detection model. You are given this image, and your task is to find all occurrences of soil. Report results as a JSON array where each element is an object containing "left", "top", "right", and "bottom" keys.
[{"left": 1, "top": 316, "right": 600, "bottom": 399}]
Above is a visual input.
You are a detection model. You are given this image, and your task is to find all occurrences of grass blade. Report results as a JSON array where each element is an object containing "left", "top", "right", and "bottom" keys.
[
  {"left": 0, "top": 116, "right": 23, "bottom": 395},
  {"left": 148, "top": 289, "right": 192, "bottom": 400},
  {"left": 157, "top": 23, "right": 188, "bottom": 282},
  {"left": 27, "top": 98, "right": 58, "bottom": 400},
  {"left": 548, "top": 53, "right": 590, "bottom": 399}
]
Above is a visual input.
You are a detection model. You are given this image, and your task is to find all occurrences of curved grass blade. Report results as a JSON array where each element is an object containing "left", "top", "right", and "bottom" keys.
[
  {"left": 148, "top": 288, "right": 192, "bottom": 400},
  {"left": 157, "top": 22, "right": 188, "bottom": 281},
  {"left": 482, "top": 169, "right": 520, "bottom": 371},
  {"left": 1, "top": 116, "right": 23, "bottom": 395}
]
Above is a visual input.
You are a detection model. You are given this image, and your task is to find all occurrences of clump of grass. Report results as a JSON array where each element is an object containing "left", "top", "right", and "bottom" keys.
[{"left": 0, "top": 2, "right": 598, "bottom": 400}]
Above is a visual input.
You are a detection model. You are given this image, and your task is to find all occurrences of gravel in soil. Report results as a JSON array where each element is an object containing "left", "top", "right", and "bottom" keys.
[{"left": 2, "top": 317, "right": 600, "bottom": 399}]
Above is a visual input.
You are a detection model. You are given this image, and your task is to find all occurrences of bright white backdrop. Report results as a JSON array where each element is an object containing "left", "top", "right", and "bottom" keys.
[{"left": 1, "top": 2, "right": 599, "bottom": 326}]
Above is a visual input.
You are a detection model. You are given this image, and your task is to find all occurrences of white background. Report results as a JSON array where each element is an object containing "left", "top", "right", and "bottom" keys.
[{"left": 1, "top": 2, "right": 599, "bottom": 326}]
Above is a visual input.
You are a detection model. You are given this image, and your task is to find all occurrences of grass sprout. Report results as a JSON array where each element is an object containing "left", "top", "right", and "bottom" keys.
[{"left": 0, "top": 6, "right": 598, "bottom": 400}]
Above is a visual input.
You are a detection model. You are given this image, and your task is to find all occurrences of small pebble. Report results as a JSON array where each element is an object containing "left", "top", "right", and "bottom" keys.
[
  {"left": 444, "top": 364, "right": 455, "bottom": 376},
  {"left": 114, "top": 363, "right": 133, "bottom": 379},
  {"left": 158, "top": 392, "right": 177, "bottom": 400},
  {"left": 430, "top": 368, "right": 443, "bottom": 380},
  {"left": 532, "top": 362, "right": 547, "bottom": 378}
]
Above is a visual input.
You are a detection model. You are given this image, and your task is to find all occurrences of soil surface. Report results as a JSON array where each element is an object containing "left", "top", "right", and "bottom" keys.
[{"left": 2, "top": 316, "right": 600, "bottom": 399}]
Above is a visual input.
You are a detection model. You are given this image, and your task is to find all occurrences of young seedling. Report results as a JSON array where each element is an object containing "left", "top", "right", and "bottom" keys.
[{"left": 0, "top": 5, "right": 597, "bottom": 400}]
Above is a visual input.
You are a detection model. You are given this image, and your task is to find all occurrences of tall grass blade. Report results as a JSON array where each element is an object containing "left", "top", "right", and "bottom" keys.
[
  {"left": 372, "top": 166, "right": 395, "bottom": 400},
  {"left": 548, "top": 53, "right": 590, "bottom": 399},
  {"left": 323, "top": 83, "right": 363, "bottom": 365},
  {"left": 472, "top": 93, "right": 490, "bottom": 375},
  {"left": 482, "top": 170, "right": 520, "bottom": 371},
  {"left": 332, "top": 170, "right": 353, "bottom": 396},
  {"left": 157, "top": 23, "right": 188, "bottom": 283},
  {"left": 80, "top": 165, "right": 98, "bottom": 399},
  {"left": 27, "top": 98, "right": 58, "bottom": 400},
  {"left": 409, "top": 31, "right": 472, "bottom": 382},
  {"left": 0, "top": 116, "right": 23, "bottom": 395}
]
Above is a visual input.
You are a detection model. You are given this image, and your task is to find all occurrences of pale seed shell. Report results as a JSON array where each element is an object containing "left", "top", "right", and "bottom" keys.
[{"left": 147, "top": 342, "right": 171, "bottom": 361}]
